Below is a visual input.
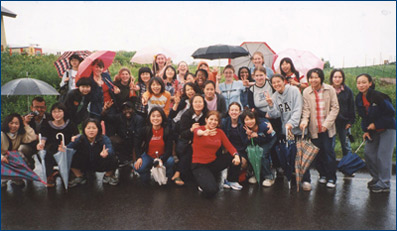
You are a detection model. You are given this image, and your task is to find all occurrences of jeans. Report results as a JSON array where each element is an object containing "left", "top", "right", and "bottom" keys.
[
  {"left": 332, "top": 122, "right": 352, "bottom": 156},
  {"left": 260, "top": 136, "right": 277, "bottom": 180},
  {"left": 133, "top": 153, "right": 174, "bottom": 182},
  {"left": 312, "top": 132, "right": 337, "bottom": 182}
]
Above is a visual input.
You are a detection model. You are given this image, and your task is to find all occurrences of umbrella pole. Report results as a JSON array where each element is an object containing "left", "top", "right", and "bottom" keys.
[{"left": 27, "top": 95, "right": 30, "bottom": 112}]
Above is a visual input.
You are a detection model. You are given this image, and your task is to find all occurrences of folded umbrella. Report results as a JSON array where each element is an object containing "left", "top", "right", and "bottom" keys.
[
  {"left": 1, "top": 151, "right": 46, "bottom": 185},
  {"left": 275, "top": 139, "right": 296, "bottom": 187},
  {"left": 246, "top": 138, "right": 263, "bottom": 185},
  {"left": 295, "top": 134, "right": 320, "bottom": 192},
  {"left": 338, "top": 141, "right": 366, "bottom": 176},
  {"left": 53, "top": 133, "right": 76, "bottom": 189},
  {"left": 151, "top": 158, "right": 168, "bottom": 185},
  {"left": 37, "top": 150, "right": 47, "bottom": 183}
]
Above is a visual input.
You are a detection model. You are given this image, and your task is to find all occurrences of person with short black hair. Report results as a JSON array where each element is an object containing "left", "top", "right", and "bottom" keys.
[
  {"left": 141, "top": 77, "right": 172, "bottom": 116},
  {"left": 135, "top": 67, "right": 154, "bottom": 117},
  {"left": 64, "top": 77, "right": 93, "bottom": 125}
]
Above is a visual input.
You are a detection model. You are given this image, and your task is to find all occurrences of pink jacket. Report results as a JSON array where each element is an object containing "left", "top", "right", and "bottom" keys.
[{"left": 301, "top": 83, "right": 339, "bottom": 139}]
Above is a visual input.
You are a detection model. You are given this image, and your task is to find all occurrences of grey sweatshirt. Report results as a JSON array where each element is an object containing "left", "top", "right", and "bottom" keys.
[{"left": 267, "top": 85, "right": 303, "bottom": 136}]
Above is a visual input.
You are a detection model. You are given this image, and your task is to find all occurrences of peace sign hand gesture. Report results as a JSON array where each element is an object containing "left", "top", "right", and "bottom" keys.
[
  {"left": 265, "top": 91, "right": 273, "bottom": 107},
  {"left": 100, "top": 145, "right": 109, "bottom": 158}
]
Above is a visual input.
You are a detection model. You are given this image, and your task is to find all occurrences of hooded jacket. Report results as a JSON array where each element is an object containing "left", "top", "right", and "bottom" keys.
[{"left": 267, "top": 85, "right": 303, "bottom": 136}]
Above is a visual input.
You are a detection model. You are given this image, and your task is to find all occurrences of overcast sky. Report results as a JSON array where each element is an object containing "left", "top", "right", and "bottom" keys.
[{"left": 2, "top": 1, "right": 396, "bottom": 68}]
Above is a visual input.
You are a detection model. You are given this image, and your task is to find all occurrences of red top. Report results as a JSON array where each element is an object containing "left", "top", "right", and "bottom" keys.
[
  {"left": 102, "top": 83, "right": 112, "bottom": 103},
  {"left": 362, "top": 94, "right": 370, "bottom": 113},
  {"left": 148, "top": 127, "right": 165, "bottom": 159},
  {"left": 192, "top": 126, "right": 237, "bottom": 164}
]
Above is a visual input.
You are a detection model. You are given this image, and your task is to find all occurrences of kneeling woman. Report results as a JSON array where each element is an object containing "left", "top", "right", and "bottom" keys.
[
  {"left": 191, "top": 111, "right": 241, "bottom": 196},
  {"left": 133, "top": 107, "right": 174, "bottom": 184},
  {"left": 66, "top": 118, "right": 119, "bottom": 187}
]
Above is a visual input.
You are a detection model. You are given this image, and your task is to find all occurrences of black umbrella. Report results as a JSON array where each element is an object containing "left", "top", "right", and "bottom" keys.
[
  {"left": 1, "top": 78, "right": 59, "bottom": 96},
  {"left": 191, "top": 44, "right": 249, "bottom": 60}
]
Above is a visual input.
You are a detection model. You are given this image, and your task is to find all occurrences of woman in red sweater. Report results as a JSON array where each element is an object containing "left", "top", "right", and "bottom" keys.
[{"left": 191, "top": 111, "right": 241, "bottom": 196}]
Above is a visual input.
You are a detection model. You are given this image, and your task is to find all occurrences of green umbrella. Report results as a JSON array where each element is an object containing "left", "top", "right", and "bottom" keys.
[{"left": 246, "top": 138, "right": 263, "bottom": 185}]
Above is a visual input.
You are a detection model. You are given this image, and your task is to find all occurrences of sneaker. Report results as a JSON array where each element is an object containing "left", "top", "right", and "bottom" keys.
[
  {"left": 371, "top": 186, "right": 390, "bottom": 193},
  {"left": 318, "top": 176, "right": 327, "bottom": 184},
  {"left": 11, "top": 179, "right": 25, "bottom": 187},
  {"left": 223, "top": 179, "right": 231, "bottom": 189},
  {"left": 229, "top": 181, "right": 243, "bottom": 191},
  {"left": 69, "top": 176, "right": 87, "bottom": 188},
  {"left": 326, "top": 180, "right": 336, "bottom": 188},
  {"left": 302, "top": 182, "right": 312, "bottom": 191},
  {"left": 108, "top": 175, "right": 119, "bottom": 186},
  {"left": 248, "top": 176, "right": 258, "bottom": 184},
  {"left": 367, "top": 179, "right": 377, "bottom": 189},
  {"left": 262, "top": 179, "right": 275, "bottom": 187},
  {"left": 344, "top": 173, "right": 355, "bottom": 178},
  {"left": 198, "top": 186, "right": 203, "bottom": 192}
]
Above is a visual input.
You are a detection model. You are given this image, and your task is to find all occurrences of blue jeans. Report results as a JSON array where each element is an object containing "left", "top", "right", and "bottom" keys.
[
  {"left": 312, "top": 132, "right": 337, "bottom": 182},
  {"left": 260, "top": 136, "right": 277, "bottom": 180},
  {"left": 332, "top": 122, "right": 352, "bottom": 156},
  {"left": 133, "top": 153, "right": 174, "bottom": 182}
]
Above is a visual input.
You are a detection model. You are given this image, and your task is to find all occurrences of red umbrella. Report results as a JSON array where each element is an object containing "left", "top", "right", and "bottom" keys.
[
  {"left": 53, "top": 50, "right": 92, "bottom": 78},
  {"left": 75, "top": 50, "right": 116, "bottom": 81}
]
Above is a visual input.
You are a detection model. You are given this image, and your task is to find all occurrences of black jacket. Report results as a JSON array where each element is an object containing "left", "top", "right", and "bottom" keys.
[
  {"left": 179, "top": 109, "right": 207, "bottom": 141},
  {"left": 64, "top": 89, "right": 91, "bottom": 125},
  {"left": 135, "top": 125, "right": 173, "bottom": 162},
  {"left": 335, "top": 85, "right": 355, "bottom": 125},
  {"left": 102, "top": 112, "right": 143, "bottom": 147}
]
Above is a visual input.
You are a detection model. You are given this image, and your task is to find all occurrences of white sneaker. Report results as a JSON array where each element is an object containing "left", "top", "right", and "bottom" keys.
[
  {"left": 318, "top": 176, "right": 327, "bottom": 184},
  {"left": 326, "top": 180, "right": 336, "bottom": 188},
  {"left": 262, "top": 179, "right": 275, "bottom": 187},
  {"left": 229, "top": 181, "right": 243, "bottom": 191},
  {"left": 223, "top": 180, "right": 231, "bottom": 189},
  {"left": 197, "top": 186, "right": 203, "bottom": 192},
  {"left": 302, "top": 182, "right": 312, "bottom": 191},
  {"left": 248, "top": 176, "right": 257, "bottom": 184}
]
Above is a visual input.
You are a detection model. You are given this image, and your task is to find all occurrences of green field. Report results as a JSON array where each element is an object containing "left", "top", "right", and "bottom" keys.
[{"left": 1, "top": 51, "right": 396, "bottom": 161}]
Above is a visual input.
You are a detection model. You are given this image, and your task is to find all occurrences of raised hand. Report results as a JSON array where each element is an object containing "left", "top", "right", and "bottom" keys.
[
  {"left": 100, "top": 144, "right": 108, "bottom": 158},
  {"left": 265, "top": 91, "right": 273, "bottom": 106}
]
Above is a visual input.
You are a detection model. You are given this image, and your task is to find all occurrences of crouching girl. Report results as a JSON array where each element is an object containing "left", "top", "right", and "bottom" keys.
[
  {"left": 133, "top": 107, "right": 174, "bottom": 184},
  {"left": 66, "top": 118, "right": 119, "bottom": 187}
]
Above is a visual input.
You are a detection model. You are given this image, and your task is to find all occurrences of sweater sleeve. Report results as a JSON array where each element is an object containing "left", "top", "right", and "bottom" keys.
[
  {"left": 163, "top": 91, "right": 172, "bottom": 116},
  {"left": 286, "top": 88, "right": 303, "bottom": 128},
  {"left": 1, "top": 132, "right": 9, "bottom": 154},
  {"left": 22, "top": 124, "right": 37, "bottom": 144},
  {"left": 373, "top": 98, "right": 396, "bottom": 130},
  {"left": 219, "top": 129, "right": 238, "bottom": 156},
  {"left": 102, "top": 136, "right": 114, "bottom": 156},
  {"left": 267, "top": 94, "right": 281, "bottom": 119},
  {"left": 301, "top": 88, "right": 311, "bottom": 125},
  {"left": 323, "top": 87, "right": 340, "bottom": 130}
]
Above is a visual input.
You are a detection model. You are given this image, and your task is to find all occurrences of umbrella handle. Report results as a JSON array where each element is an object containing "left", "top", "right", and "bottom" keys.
[
  {"left": 56, "top": 133, "right": 65, "bottom": 147},
  {"left": 355, "top": 140, "right": 366, "bottom": 153},
  {"left": 38, "top": 133, "right": 42, "bottom": 145}
]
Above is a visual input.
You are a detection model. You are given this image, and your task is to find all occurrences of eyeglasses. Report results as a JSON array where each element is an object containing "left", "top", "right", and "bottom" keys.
[{"left": 32, "top": 106, "right": 46, "bottom": 109}]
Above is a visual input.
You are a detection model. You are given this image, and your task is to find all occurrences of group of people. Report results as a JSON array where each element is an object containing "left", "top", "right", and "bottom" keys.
[{"left": 1, "top": 51, "right": 395, "bottom": 196}]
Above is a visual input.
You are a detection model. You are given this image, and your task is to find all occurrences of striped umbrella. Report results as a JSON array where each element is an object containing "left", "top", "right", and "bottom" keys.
[
  {"left": 1, "top": 151, "right": 46, "bottom": 185},
  {"left": 295, "top": 136, "right": 319, "bottom": 192},
  {"left": 53, "top": 50, "right": 92, "bottom": 78}
]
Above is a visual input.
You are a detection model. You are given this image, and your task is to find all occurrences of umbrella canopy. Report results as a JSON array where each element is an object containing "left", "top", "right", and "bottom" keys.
[
  {"left": 229, "top": 42, "right": 276, "bottom": 73},
  {"left": 53, "top": 147, "right": 76, "bottom": 190},
  {"left": 1, "top": 151, "right": 46, "bottom": 185},
  {"left": 53, "top": 50, "right": 92, "bottom": 78},
  {"left": 130, "top": 46, "right": 175, "bottom": 64},
  {"left": 76, "top": 50, "right": 116, "bottom": 80},
  {"left": 275, "top": 139, "right": 296, "bottom": 183},
  {"left": 192, "top": 44, "right": 249, "bottom": 60},
  {"left": 338, "top": 141, "right": 366, "bottom": 176},
  {"left": 272, "top": 48, "right": 324, "bottom": 78},
  {"left": 295, "top": 137, "right": 319, "bottom": 192},
  {"left": 1, "top": 78, "right": 60, "bottom": 96},
  {"left": 246, "top": 139, "right": 263, "bottom": 185}
]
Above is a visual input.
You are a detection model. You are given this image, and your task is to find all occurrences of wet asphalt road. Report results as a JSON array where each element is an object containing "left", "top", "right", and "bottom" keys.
[{"left": 1, "top": 166, "right": 396, "bottom": 230}]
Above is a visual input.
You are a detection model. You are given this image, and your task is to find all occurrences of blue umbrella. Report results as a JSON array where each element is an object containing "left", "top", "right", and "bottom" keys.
[
  {"left": 338, "top": 141, "right": 366, "bottom": 176},
  {"left": 1, "top": 151, "right": 46, "bottom": 185}
]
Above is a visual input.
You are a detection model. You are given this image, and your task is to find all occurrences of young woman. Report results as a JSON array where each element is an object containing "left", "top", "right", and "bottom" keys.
[
  {"left": 241, "top": 110, "right": 277, "bottom": 187},
  {"left": 356, "top": 73, "right": 395, "bottom": 193},
  {"left": 238, "top": 66, "right": 255, "bottom": 110},
  {"left": 266, "top": 74, "right": 311, "bottom": 191},
  {"left": 59, "top": 54, "right": 84, "bottom": 100},
  {"left": 113, "top": 67, "right": 136, "bottom": 111},
  {"left": 191, "top": 111, "right": 241, "bottom": 196},
  {"left": 203, "top": 80, "right": 227, "bottom": 118},
  {"left": 221, "top": 102, "right": 249, "bottom": 187},
  {"left": 250, "top": 51, "right": 274, "bottom": 78},
  {"left": 64, "top": 77, "right": 93, "bottom": 125},
  {"left": 300, "top": 68, "right": 339, "bottom": 189},
  {"left": 142, "top": 77, "right": 172, "bottom": 117},
  {"left": 1, "top": 113, "right": 37, "bottom": 187},
  {"left": 152, "top": 53, "right": 170, "bottom": 77},
  {"left": 279, "top": 57, "right": 308, "bottom": 91},
  {"left": 162, "top": 65, "right": 181, "bottom": 97},
  {"left": 66, "top": 118, "right": 119, "bottom": 187},
  {"left": 247, "top": 66, "right": 274, "bottom": 118},
  {"left": 329, "top": 69, "right": 355, "bottom": 158},
  {"left": 195, "top": 69, "right": 209, "bottom": 93},
  {"left": 177, "top": 61, "right": 189, "bottom": 84},
  {"left": 197, "top": 61, "right": 218, "bottom": 83},
  {"left": 36, "top": 103, "right": 79, "bottom": 187},
  {"left": 185, "top": 72, "right": 196, "bottom": 84},
  {"left": 218, "top": 65, "right": 245, "bottom": 108},
  {"left": 135, "top": 67, "right": 153, "bottom": 117},
  {"left": 133, "top": 107, "right": 174, "bottom": 184},
  {"left": 171, "top": 94, "right": 208, "bottom": 186}
]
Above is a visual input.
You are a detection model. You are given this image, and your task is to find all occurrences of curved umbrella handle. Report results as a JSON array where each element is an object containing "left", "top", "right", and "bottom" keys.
[{"left": 56, "top": 133, "right": 65, "bottom": 148}]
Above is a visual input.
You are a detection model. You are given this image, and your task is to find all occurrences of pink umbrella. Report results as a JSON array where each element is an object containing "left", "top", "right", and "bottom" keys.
[
  {"left": 75, "top": 50, "right": 116, "bottom": 81},
  {"left": 272, "top": 48, "right": 324, "bottom": 79}
]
